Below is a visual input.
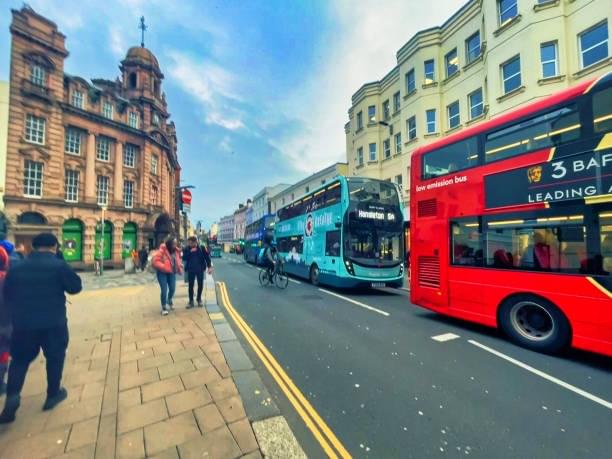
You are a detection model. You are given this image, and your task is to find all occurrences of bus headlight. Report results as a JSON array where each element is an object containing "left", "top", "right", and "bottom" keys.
[
  {"left": 344, "top": 260, "right": 355, "bottom": 276},
  {"left": 399, "top": 263, "right": 404, "bottom": 276}
]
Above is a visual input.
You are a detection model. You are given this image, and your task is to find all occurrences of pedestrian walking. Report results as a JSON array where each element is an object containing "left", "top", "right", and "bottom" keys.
[
  {"left": 0, "top": 243, "right": 10, "bottom": 396},
  {"left": 182, "top": 236, "right": 212, "bottom": 308},
  {"left": 152, "top": 238, "right": 183, "bottom": 316},
  {"left": 138, "top": 246, "right": 149, "bottom": 272},
  {"left": 0, "top": 233, "right": 82, "bottom": 424}
]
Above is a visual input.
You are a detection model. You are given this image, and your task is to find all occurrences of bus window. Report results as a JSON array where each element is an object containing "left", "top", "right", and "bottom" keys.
[
  {"left": 325, "top": 231, "right": 341, "bottom": 257},
  {"left": 325, "top": 183, "right": 341, "bottom": 207},
  {"left": 484, "top": 216, "right": 586, "bottom": 273},
  {"left": 593, "top": 86, "right": 612, "bottom": 133},
  {"left": 484, "top": 105, "right": 580, "bottom": 162},
  {"left": 422, "top": 138, "right": 478, "bottom": 179},
  {"left": 599, "top": 212, "right": 612, "bottom": 273},
  {"left": 451, "top": 219, "right": 483, "bottom": 266}
]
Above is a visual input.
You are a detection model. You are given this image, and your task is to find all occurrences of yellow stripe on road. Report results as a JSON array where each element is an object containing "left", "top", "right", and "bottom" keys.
[{"left": 217, "top": 282, "right": 351, "bottom": 459}]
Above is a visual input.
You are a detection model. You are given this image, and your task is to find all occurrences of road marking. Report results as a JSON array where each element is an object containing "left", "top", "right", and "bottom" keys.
[
  {"left": 468, "top": 340, "right": 612, "bottom": 410},
  {"left": 318, "top": 288, "right": 390, "bottom": 317},
  {"left": 431, "top": 333, "right": 461, "bottom": 342},
  {"left": 217, "top": 282, "right": 351, "bottom": 458},
  {"left": 288, "top": 278, "right": 301, "bottom": 285}
]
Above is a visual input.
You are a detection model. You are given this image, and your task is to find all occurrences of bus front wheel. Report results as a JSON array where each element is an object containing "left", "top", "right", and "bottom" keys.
[
  {"left": 498, "top": 294, "right": 571, "bottom": 354},
  {"left": 309, "top": 264, "right": 320, "bottom": 286}
]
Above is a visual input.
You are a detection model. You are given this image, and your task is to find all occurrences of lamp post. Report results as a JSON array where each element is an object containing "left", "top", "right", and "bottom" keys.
[{"left": 99, "top": 205, "right": 107, "bottom": 276}]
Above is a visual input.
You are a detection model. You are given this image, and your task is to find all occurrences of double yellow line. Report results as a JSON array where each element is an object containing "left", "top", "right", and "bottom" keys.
[{"left": 217, "top": 282, "right": 351, "bottom": 459}]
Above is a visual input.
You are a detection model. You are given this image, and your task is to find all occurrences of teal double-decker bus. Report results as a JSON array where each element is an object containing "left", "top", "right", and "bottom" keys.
[{"left": 275, "top": 176, "right": 405, "bottom": 288}]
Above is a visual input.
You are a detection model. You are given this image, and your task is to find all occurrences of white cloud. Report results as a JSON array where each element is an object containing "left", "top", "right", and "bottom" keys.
[
  {"left": 219, "top": 136, "right": 232, "bottom": 153},
  {"left": 273, "top": 0, "right": 468, "bottom": 173},
  {"left": 109, "top": 26, "right": 126, "bottom": 58},
  {"left": 206, "top": 113, "right": 244, "bottom": 131}
]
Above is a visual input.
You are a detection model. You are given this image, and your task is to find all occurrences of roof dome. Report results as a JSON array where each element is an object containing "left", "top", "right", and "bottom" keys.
[{"left": 124, "top": 46, "right": 159, "bottom": 69}]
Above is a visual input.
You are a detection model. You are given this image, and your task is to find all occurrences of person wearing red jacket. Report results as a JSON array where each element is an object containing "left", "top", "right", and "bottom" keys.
[{"left": 152, "top": 238, "right": 183, "bottom": 316}]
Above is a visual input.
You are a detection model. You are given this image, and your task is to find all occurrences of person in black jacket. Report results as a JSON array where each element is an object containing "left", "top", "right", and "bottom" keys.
[
  {"left": 182, "top": 236, "right": 212, "bottom": 308},
  {"left": 0, "top": 233, "right": 82, "bottom": 424}
]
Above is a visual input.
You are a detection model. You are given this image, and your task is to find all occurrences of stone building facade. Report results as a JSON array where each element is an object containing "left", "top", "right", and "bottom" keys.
[
  {"left": 345, "top": 0, "right": 611, "bottom": 211},
  {"left": 5, "top": 6, "right": 181, "bottom": 267}
]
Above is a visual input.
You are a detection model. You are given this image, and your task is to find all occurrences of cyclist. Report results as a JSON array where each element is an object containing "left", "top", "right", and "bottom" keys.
[{"left": 263, "top": 237, "right": 277, "bottom": 282}]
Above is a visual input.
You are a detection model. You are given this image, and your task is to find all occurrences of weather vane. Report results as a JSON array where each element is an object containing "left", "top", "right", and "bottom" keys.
[{"left": 139, "top": 16, "right": 147, "bottom": 47}]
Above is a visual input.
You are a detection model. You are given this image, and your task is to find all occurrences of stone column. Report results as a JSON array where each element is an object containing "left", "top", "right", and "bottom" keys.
[
  {"left": 85, "top": 133, "right": 96, "bottom": 201},
  {"left": 114, "top": 142, "right": 123, "bottom": 205}
]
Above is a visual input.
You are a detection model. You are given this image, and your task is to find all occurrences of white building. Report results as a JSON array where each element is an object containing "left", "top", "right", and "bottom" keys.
[
  {"left": 252, "top": 183, "right": 290, "bottom": 222},
  {"left": 217, "top": 214, "right": 234, "bottom": 244}
]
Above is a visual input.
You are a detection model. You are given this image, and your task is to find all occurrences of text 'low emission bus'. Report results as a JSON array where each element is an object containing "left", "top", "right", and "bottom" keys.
[
  {"left": 275, "top": 176, "right": 405, "bottom": 288},
  {"left": 410, "top": 72, "right": 612, "bottom": 356}
]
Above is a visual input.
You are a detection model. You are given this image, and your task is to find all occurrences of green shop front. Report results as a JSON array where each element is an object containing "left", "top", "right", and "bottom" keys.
[{"left": 62, "top": 219, "right": 83, "bottom": 262}]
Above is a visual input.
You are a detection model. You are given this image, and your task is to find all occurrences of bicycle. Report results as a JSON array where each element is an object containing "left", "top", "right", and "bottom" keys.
[{"left": 258, "top": 260, "right": 289, "bottom": 289}]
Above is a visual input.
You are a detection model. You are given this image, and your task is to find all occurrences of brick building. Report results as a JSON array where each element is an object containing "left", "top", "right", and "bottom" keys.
[{"left": 4, "top": 6, "right": 181, "bottom": 267}]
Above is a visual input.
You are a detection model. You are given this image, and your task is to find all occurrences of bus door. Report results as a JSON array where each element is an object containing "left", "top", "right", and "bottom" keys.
[{"left": 323, "top": 229, "right": 341, "bottom": 276}]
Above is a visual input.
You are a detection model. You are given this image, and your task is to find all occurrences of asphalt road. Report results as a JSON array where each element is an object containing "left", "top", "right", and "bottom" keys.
[{"left": 214, "top": 254, "right": 612, "bottom": 459}]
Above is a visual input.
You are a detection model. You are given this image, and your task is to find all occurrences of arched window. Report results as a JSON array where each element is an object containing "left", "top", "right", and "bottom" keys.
[
  {"left": 129, "top": 72, "right": 137, "bottom": 89},
  {"left": 153, "top": 79, "right": 159, "bottom": 96},
  {"left": 17, "top": 212, "right": 47, "bottom": 225},
  {"left": 151, "top": 185, "right": 159, "bottom": 205}
]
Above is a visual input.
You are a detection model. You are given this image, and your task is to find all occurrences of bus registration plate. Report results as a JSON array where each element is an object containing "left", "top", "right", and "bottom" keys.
[{"left": 371, "top": 282, "right": 386, "bottom": 288}]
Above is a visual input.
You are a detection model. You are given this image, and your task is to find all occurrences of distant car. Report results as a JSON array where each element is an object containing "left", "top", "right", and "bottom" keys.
[{"left": 210, "top": 245, "right": 222, "bottom": 258}]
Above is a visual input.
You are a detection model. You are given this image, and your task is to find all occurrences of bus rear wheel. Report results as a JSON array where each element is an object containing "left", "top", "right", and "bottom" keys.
[
  {"left": 498, "top": 294, "right": 571, "bottom": 354},
  {"left": 309, "top": 264, "right": 320, "bottom": 286}
]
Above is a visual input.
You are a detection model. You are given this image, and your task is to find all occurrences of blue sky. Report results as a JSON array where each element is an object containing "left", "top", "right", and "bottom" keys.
[{"left": 1, "top": 0, "right": 465, "bottom": 228}]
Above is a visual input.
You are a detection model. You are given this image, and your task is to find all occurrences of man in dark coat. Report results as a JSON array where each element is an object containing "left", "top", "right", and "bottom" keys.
[
  {"left": 182, "top": 236, "right": 212, "bottom": 308},
  {"left": 138, "top": 246, "right": 149, "bottom": 271},
  {"left": 0, "top": 233, "right": 82, "bottom": 424}
]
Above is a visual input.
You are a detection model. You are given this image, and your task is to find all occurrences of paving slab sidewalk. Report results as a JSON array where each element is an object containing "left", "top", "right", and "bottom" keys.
[{"left": 0, "top": 275, "right": 277, "bottom": 458}]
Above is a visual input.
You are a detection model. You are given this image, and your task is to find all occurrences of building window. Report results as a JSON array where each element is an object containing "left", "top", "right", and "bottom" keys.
[
  {"left": 405, "top": 69, "right": 416, "bottom": 93},
  {"left": 128, "top": 112, "right": 139, "bottom": 128},
  {"left": 395, "top": 133, "right": 402, "bottom": 154},
  {"left": 407, "top": 116, "right": 417, "bottom": 140},
  {"left": 151, "top": 155, "right": 159, "bottom": 175},
  {"left": 29, "top": 64, "right": 45, "bottom": 87},
  {"left": 152, "top": 112, "right": 160, "bottom": 126},
  {"left": 393, "top": 92, "right": 401, "bottom": 113},
  {"left": 102, "top": 101, "right": 113, "bottom": 119},
  {"left": 357, "top": 147, "right": 364, "bottom": 166},
  {"left": 395, "top": 174, "right": 403, "bottom": 188},
  {"left": 579, "top": 21, "right": 609, "bottom": 69},
  {"left": 23, "top": 160, "right": 43, "bottom": 197},
  {"left": 501, "top": 55, "right": 522, "bottom": 94},
  {"left": 426, "top": 109, "right": 437, "bottom": 134},
  {"left": 368, "top": 143, "right": 377, "bottom": 161},
  {"left": 96, "top": 137, "right": 111, "bottom": 161},
  {"left": 65, "top": 170, "right": 79, "bottom": 202},
  {"left": 71, "top": 90, "right": 84, "bottom": 108},
  {"left": 124, "top": 180, "right": 134, "bottom": 208},
  {"left": 151, "top": 185, "right": 158, "bottom": 205},
  {"left": 383, "top": 139, "right": 391, "bottom": 159},
  {"left": 124, "top": 144, "right": 137, "bottom": 168},
  {"left": 368, "top": 105, "right": 376, "bottom": 123},
  {"left": 539, "top": 42, "right": 559, "bottom": 78},
  {"left": 466, "top": 32, "right": 481, "bottom": 63},
  {"left": 445, "top": 48, "right": 459, "bottom": 78},
  {"left": 64, "top": 128, "right": 81, "bottom": 155},
  {"left": 383, "top": 100, "right": 390, "bottom": 120},
  {"left": 357, "top": 111, "right": 363, "bottom": 130},
  {"left": 305, "top": 186, "right": 310, "bottom": 194},
  {"left": 129, "top": 72, "right": 137, "bottom": 89},
  {"left": 25, "top": 114, "right": 45, "bottom": 145},
  {"left": 97, "top": 175, "right": 109, "bottom": 205},
  {"left": 447, "top": 101, "right": 460, "bottom": 129},
  {"left": 468, "top": 88, "right": 484, "bottom": 119},
  {"left": 424, "top": 60, "right": 435, "bottom": 84},
  {"left": 498, "top": 0, "right": 518, "bottom": 25}
]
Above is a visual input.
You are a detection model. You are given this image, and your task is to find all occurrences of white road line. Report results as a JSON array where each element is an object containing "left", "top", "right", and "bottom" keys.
[
  {"left": 318, "top": 288, "right": 390, "bottom": 317},
  {"left": 288, "top": 278, "right": 301, "bottom": 285},
  {"left": 431, "top": 333, "right": 461, "bottom": 342},
  {"left": 468, "top": 340, "right": 612, "bottom": 410}
]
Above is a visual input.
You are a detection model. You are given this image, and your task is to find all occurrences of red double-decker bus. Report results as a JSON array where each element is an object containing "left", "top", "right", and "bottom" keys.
[{"left": 410, "top": 72, "right": 612, "bottom": 356}]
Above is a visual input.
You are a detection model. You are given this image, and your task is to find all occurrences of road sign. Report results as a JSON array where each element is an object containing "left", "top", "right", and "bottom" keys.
[{"left": 182, "top": 189, "right": 192, "bottom": 213}]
